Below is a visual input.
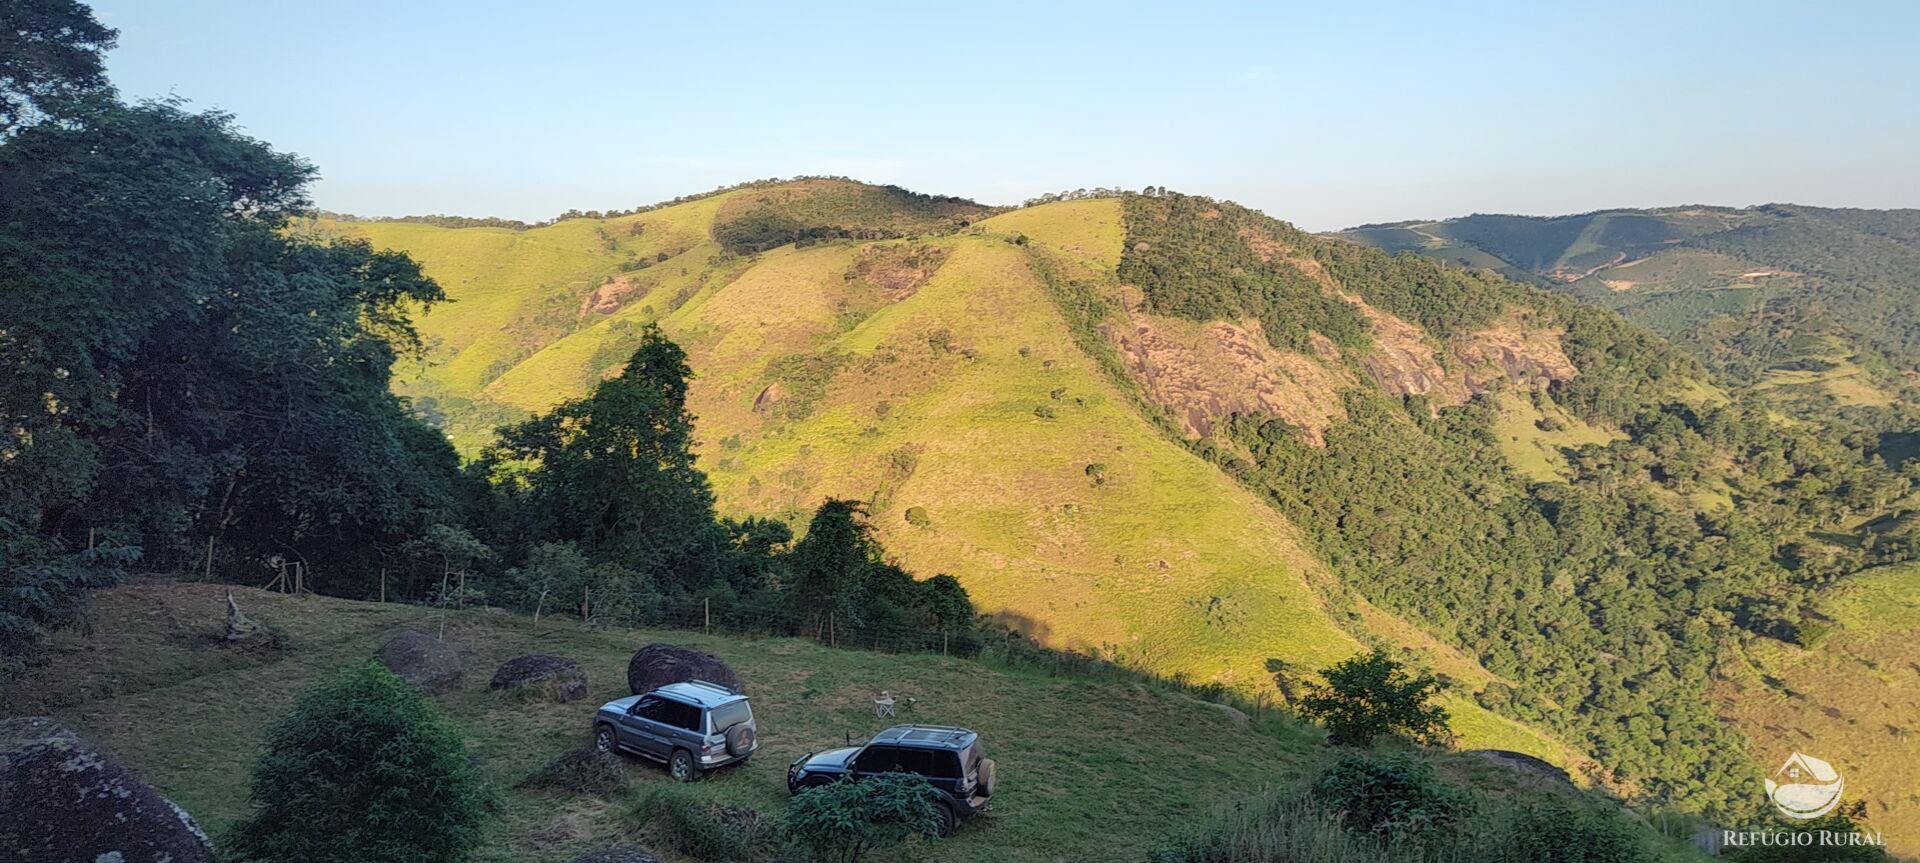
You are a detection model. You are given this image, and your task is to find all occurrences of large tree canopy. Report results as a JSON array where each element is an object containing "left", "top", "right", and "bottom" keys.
[{"left": 1, "top": 97, "right": 463, "bottom": 668}]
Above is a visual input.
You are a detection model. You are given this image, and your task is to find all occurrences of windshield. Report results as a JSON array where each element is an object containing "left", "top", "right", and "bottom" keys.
[{"left": 708, "top": 699, "right": 751, "bottom": 732}]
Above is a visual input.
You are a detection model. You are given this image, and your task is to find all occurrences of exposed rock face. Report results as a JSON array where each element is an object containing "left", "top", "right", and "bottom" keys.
[
  {"left": 1104, "top": 298, "right": 1349, "bottom": 444},
  {"left": 1452, "top": 322, "right": 1577, "bottom": 392},
  {"left": 377, "top": 630, "right": 463, "bottom": 693},
  {"left": 568, "top": 849, "right": 661, "bottom": 863},
  {"left": 490, "top": 654, "right": 587, "bottom": 702},
  {"left": 0, "top": 717, "right": 214, "bottom": 863},
  {"left": 627, "top": 643, "right": 741, "bottom": 695}
]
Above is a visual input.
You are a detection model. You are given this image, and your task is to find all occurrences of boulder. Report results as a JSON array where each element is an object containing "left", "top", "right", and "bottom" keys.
[
  {"left": 626, "top": 643, "right": 741, "bottom": 695},
  {"left": 490, "top": 654, "right": 587, "bottom": 702},
  {"left": 567, "top": 849, "right": 660, "bottom": 863},
  {"left": 377, "top": 630, "right": 463, "bottom": 693},
  {"left": 517, "top": 747, "right": 628, "bottom": 796},
  {"left": 0, "top": 717, "right": 214, "bottom": 863},
  {"left": 1463, "top": 749, "right": 1574, "bottom": 787}
]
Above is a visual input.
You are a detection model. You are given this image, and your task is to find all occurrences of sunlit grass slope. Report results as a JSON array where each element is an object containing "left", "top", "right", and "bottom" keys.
[
  {"left": 1716, "top": 562, "right": 1920, "bottom": 851},
  {"left": 328, "top": 191, "right": 1578, "bottom": 765}
]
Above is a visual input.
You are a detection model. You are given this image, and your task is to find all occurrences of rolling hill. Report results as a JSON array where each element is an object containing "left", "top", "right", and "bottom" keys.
[
  {"left": 314, "top": 180, "right": 1920, "bottom": 837},
  {"left": 313, "top": 180, "right": 1576, "bottom": 767},
  {"left": 1331, "top": 206, "right": 1920, "bottom": 420}
]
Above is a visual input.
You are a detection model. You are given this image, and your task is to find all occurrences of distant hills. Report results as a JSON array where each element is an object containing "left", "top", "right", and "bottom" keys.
[
  {"left": 1332, "top": 205, "right": 1920, "bottom": 413},
  {"left": 315, "top": 180, "right": 1920, "bottom": 837}
]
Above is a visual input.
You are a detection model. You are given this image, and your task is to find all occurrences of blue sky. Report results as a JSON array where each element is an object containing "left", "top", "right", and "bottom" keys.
[{"left": 96, "top": 1, "right": 1918, "bottom": 230}]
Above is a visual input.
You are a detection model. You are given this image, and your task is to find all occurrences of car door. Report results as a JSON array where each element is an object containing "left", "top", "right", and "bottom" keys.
[
  {"left": 850, "top": 744, "right": 898, "bottom": 780},
  {"left": 621, "top": 696, "right": 671, "bottom": 759}
]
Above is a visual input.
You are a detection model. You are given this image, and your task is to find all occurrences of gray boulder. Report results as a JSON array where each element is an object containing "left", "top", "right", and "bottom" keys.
[
  {"left": 378, "top": 630, "right": 463, "bottom": 692},
  {"left": 626, "top": 643, "right": 741, "bottom": 695},
  {"left": 490, "top": 654, "right": 587, "bottom": 702},
  {"left": 0, "top": 717, "right": 214, "bottom": 863}
]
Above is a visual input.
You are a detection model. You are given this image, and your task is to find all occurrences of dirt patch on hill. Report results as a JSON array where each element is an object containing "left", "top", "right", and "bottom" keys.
[
  {"left": 582, "top": 277, "right": 643, "bottom": 315},
  {"left": 1104, "top": 292, "right": 1350, "bottom": 444},
  {"left": 845, "top": 243, "right": 949, "bottom": 300}
]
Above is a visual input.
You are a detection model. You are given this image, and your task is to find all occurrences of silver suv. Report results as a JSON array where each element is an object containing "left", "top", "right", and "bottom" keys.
[{"left": 592, "top": 680, "right": 758, "bottom": 781}]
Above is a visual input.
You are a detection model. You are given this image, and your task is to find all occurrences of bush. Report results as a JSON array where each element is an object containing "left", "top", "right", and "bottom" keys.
[
  {"left": 1148, "top": 792, "right": 1433, "bottom": 863},
  {"left": 1299, "top": 649, "right": 1449, "bottom": 747},
  {"left": 226, "top": 662, "right": 486, "bottom": 863},
  {"left": 784, "top": 773, "right": 942, "bottom": 863},
  {"left": 634, "top": 786, "right": 768, "bottom": 861},
  {"left": 517, "top": 747, "right": 627, "bottom": 796},
  {"left": 1488, "top": 800, "right": 1655, "bottom": 863},
  {"left": 1309, "top": 752, "right": 1467, "bottom": 838}
]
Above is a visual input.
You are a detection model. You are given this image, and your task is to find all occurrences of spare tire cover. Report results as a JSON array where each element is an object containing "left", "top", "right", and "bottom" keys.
[{"left": 726, "top": 723, "right": 756, "bottom": 757}]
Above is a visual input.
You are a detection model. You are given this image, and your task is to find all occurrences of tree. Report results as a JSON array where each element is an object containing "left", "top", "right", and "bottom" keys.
[
  {"left": 784, "top": 773, "right": 943, "bottom": 863},
  {"left": 483, "top": 325, "right": 724, "bottom": 592},
  {"left": 1298, "top": 649, "right": 1449, "bottom": 747},
  {"left": 0, "top": 0, "right": 117, "bottom": 132},
  {"left": 226, "top": 662, "right": 486, "bottom": 863}
]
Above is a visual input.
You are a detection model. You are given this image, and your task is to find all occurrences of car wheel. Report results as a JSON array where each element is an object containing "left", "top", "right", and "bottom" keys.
[
  {"left": 669, "top": 749, "right": 699, "bottom": 782},
  {"left": 934, "top": 800, "right": 958, "bottom": 837},
  {"left": 592, "top": 725, "right": 616, "bottom": 754}
]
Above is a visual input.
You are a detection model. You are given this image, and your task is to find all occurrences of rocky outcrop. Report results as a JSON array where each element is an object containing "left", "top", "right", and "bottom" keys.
[
  {"left": 627, "top": 643, "right": 741, "bottom": 695},
  {"left": 0, "top": 717, "right": 214, "bottom": 863},
  {"left": 490, "top": 654, "right": 587, "bottom": 703},
  {"left": 1104, "top": 298, "right": 1349, "bottom": 444},
  {"left": 378, "top": 630, "right": 463, "bottom": 693}
]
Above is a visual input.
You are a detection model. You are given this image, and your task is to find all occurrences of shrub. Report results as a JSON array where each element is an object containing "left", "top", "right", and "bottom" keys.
[
  {"left": 1487, "top": 799, "right": 1656, "bottom": 863},
  {"left": 784, "top": 773, "right": 942, "bottom": 863},
  {"left": 1033, "top": 405, "right": 1057, "bottom": 419},
  {"left": 226, "top": 662, "right": 486, "bottom": 863},
  {"left": 634, "top": 786, "right": 768, "bottom": 861},
  {"left": 1309, "top": 752, "right": 1467, "bottom": 838},
  {"left": 1299, "top": 649, "right": 1449, "bottom": 747},
  {"left": 904, "top": 506, "right": 931, "bottom": 527}
]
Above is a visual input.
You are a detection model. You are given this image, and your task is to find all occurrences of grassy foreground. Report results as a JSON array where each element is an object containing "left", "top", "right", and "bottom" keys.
[{"left": 7, "top": 581, "right": 1358, "bottom": 863}]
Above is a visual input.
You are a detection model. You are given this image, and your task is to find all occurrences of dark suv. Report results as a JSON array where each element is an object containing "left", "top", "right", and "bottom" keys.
[
  {"left": 788, "top": 724, "right": 997, "bottom": 834},
  {"left": 593, "top": 680, "right": 757, "bottom": 781}
]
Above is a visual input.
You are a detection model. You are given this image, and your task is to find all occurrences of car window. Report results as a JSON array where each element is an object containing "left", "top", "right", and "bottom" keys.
[
  {"left": 853, "top": 745, "right": 897, "bottom": 773},
  {"left": 663, "top": 699, "right": 700, "bottom": 731},
  {"left": 630, "top": 697, "right": 661, "bottom": 719},
  {"left": 709, "top": 700, "right": 751, "bottom": 732},
  {"left": 930, "top": 751, "right": 963, "bottom": 779},
  {"left": 891, "top": 748, "right": 937, "bottom": 775}
]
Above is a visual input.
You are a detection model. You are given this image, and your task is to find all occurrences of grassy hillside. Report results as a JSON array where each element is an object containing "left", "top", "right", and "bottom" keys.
[
  {"left": 1332, "top": 206, "right": 1920, "bottom": 416},
  {"left": 322, "top": 185, "right": 1579, "bottom": 768},
  {"left": 1716, "top": 562, "right": 1920, "bottom": 856},
  {"left": 1, "top": 582, "right": 1650, "bottom": 863}
]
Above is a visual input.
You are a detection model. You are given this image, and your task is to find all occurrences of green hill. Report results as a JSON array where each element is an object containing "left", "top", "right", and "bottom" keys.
[
  {"left": 315, "top": 184, "right": 1579, "bottom": 769},
  {"left": 1331, "top": 206, "right": 1920, "bottom": 417},
  {"left": 318, "top": 181, "right": 1919, "bottom": 835}
]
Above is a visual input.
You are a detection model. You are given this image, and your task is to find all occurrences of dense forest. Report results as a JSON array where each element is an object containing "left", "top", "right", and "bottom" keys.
[{"left": 1120, "top": 193, "right": 1920, "bottom": 819}]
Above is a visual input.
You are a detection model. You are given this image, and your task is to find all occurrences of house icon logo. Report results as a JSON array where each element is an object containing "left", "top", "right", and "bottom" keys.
[{"left": 1765, "top": 752, "right": 1844, "bottom": 820}]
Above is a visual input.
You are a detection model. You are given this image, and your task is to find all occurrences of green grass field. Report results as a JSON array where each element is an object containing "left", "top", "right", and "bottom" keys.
[
  {"left": 7, "top": 582, "right": 1717, "bottom": 862},
  {"left": 3, "top": 581, "right": 1601, "bottom": 863}
]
